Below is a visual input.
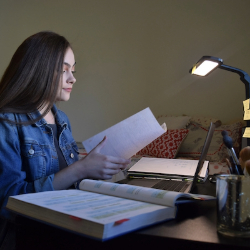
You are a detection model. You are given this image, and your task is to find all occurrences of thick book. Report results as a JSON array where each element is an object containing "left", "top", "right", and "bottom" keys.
[{"left": 6, "top": 179, "right": 215, "bottom": 241}]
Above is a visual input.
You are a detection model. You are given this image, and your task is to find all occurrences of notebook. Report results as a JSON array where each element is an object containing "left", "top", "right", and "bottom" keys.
[{"left": 118, "top": 121, "right": 216, "bottom": 194}]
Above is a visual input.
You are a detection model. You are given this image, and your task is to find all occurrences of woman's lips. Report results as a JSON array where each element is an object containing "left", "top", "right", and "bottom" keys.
[{"left": 63, "top": 88, "right": 72, "bottom": 92}]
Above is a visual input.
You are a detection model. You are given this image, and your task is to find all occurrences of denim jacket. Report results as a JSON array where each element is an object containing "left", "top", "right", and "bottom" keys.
[{"left": 0, "top": 105, "right": 79, "bottom": 218}]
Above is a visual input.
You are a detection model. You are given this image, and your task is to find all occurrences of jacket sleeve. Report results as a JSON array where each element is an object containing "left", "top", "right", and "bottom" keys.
[{"left": 0, "top": 116, "right": 54, "bottom": 219}]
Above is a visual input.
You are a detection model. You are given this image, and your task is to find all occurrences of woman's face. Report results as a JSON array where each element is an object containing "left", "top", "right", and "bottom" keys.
[{"left": 56, "top": 47, "right": 76, "bottom": 102}]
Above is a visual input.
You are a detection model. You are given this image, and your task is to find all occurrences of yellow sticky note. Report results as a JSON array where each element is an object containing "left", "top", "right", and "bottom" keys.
[
  {"left": 243, "top": 99, "right": 250, "bottom": 111},
  {"left": 191, "top": 66, "right": 196, "bottom": 74},
  {"left": 243, "top": 127, "right": 250, "bottom": 138},
  {"left": 244, "top": 110, "right": 250, "bottom": 120}
]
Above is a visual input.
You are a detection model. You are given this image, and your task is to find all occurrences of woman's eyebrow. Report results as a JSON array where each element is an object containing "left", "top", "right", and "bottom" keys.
[{"left": 63, "top": 62, "right": 76, "bottom": 67}]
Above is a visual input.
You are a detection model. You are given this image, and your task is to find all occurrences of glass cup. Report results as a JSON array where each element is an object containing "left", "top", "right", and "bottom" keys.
[{"left": 216, "top": 174, "right": 250, "bottom": 237}]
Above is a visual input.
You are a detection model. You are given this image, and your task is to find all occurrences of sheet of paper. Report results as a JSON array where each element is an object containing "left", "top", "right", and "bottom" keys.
[
  {"left": 82, "top": 107, "right": 165, "bottom": 159},
  {"left": 244, "top": 110, "right": 250, "bottom": 120},
  {"left": 128, "top": 157, "right": 208, "bottom": 177},
  {"left": 243, "top": 127, "right": 250, "bottom": 138},
  {"left": 243, "top": 99, "right": 250, "bottom": 111}
]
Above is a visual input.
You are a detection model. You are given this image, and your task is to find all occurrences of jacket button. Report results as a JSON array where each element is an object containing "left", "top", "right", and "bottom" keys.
[
  {"left": 70, "top": 153, "right": 74, "bottom": 158},
  {"left": 29, "top": 149, "right": 35, "bottom": 155}
]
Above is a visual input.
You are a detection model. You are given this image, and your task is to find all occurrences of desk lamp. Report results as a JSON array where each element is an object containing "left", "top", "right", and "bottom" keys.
[{"left": 189, "top": 55, "right": 250, "bottom": 146}]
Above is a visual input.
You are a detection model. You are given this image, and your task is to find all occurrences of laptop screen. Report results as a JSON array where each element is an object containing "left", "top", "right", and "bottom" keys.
[{"left": 190, "top": 122, "right": 216, "bottom": 193}]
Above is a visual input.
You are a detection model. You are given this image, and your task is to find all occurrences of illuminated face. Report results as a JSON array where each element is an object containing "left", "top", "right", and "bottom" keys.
[{"left": 56, "top": 47, "right": 76, "bottom": 102}]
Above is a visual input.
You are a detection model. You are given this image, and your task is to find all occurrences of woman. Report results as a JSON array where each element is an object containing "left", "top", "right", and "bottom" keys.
[{"left": 0, "top": 31, "right": 130, "bottom": 220}]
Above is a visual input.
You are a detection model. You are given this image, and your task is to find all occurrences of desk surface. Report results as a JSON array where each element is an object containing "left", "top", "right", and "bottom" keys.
[{"left": 16, "top": 178, "right": 250, "bottom": 250}]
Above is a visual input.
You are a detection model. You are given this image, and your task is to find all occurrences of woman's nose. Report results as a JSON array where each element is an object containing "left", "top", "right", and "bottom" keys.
[{"left": 68, "top": 75, "right": 76, "bottom": 84}]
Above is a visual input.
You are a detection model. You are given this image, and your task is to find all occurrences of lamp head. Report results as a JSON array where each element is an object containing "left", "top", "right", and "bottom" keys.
[{"left": 190, "top": 56, "right": 223, "bottom": 76}]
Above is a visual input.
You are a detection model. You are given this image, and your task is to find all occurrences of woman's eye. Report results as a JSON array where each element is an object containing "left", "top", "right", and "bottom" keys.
[{"left": 72, "top": 71, "right": 76, "bottom": 74}]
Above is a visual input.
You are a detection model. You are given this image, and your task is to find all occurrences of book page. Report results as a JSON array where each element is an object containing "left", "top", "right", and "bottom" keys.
[
  {"left": 9, "top": 190, "right": 169, "bottom": 225},
  {"left": 82, "top": 107, "right": 165, "bottom": 159},
  {"left": 79, "top": 179, "right": 214, "bottom": 208}
]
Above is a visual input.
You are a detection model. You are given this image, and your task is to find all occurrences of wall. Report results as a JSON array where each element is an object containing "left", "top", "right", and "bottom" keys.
[{"left": 0, "top": 0, "right": 250, "bottom": 141}]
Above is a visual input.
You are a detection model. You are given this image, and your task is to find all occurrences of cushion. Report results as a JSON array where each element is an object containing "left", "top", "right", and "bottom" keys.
[
  {"left": 156, "top": 116, "right": 191, "bottom": 129},
  {"left": 190, "top": 116, "right": 219, "bottom": 126},
  {"left": 177, "top": 121, "right": 242, "bottom": 162},
  {"left": 136, "top": 129, "right": 189, "bottom": 159}
]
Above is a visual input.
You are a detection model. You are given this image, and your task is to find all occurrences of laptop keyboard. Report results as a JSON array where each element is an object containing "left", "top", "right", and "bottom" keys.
[
  {"left": 152, "top": 180, "right": 191, "bottom": 192},
  {"left": 117, "top": 179, "right": 191, "bottom": 193}
]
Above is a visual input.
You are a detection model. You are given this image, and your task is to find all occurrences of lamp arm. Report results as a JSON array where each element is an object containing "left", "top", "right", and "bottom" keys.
[
  {"left": 220, "top": 64, "right": 250, "bottom": 145},
  {"left": 219, "top": 64, "right": 250, "bottom": 100}
]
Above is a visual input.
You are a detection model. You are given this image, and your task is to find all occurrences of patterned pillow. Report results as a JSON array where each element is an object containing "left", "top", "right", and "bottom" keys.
[
  {"left": 177, "top": 122, "right": 242, "bottom": 162},
  {"left": 136, "top": 129, "right": 189, "bottom": 159}
]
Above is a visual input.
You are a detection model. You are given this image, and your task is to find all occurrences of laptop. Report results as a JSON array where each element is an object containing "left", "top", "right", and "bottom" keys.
[{"left": 117, "top": 121, "right": 216, "bottom": 194}]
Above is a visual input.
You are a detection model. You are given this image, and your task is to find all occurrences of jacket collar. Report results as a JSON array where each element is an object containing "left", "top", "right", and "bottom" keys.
[{"left": 28, "top": 104, "right": 67, "bottom": 128}]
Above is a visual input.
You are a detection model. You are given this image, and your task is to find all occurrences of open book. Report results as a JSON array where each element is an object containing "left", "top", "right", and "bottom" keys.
[{"left": 6, "top": 179, "right": 215, "bottom": 241}]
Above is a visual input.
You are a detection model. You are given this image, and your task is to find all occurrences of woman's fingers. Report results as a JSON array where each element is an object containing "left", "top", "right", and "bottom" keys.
[
  {"left": 89, "top": 136, "right": 130, "bottom": 167},
  {"left": 91, "top": 136, "right": 107, "bottom": 154},
  {"left": 105, "top": 155, "right": 131, "bottom": 166},
  {"left": 80, "top": 136, "right": 131, "bottom": 180}
]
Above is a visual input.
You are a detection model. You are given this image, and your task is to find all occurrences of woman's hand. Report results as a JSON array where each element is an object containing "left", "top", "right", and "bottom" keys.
[
  {"left": 53, "top": 136, "right": 131, "bottom": 190},
  {"left": 78, "top": 136, "right": 131, "bottom": 180}
]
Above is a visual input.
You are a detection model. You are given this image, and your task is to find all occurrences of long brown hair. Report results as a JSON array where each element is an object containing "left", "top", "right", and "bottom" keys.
[{"left": 0, "top": 31, "right": 71, "bottom": 124}]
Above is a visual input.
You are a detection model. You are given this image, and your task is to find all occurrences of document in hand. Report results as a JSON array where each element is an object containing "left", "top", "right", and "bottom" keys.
[
  {"left": 82, "top": 107, "right": 165, "bottom": 159},
  {"left": 82, "top": 107, "right": 166, "bottom": 182},
  {"left": 6, "top": 179, "right": 215, "bottom": 241}
]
